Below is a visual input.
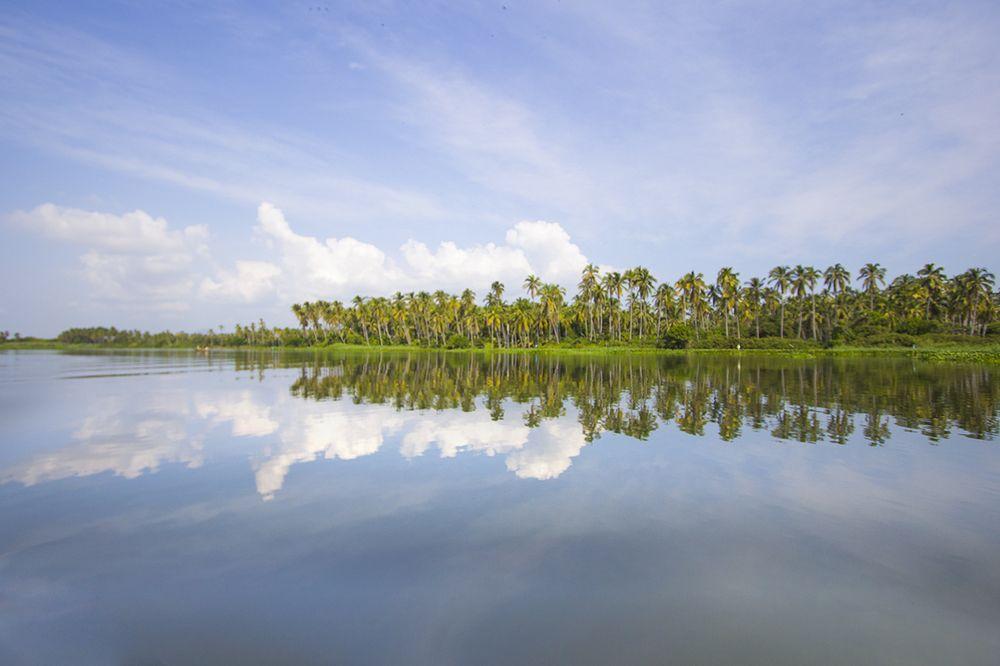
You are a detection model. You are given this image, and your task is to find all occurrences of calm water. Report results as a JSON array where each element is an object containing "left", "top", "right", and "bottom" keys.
[{"left": 1, "top": 350, "right": 999, "bottom": 664}]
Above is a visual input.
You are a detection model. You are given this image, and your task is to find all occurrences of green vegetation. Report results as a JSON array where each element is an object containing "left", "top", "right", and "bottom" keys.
[
  {"left": 3, "top": 263, "right": 996, "bottom": 360},
  {"left": 283, "top": 263, "right": 996, "bottom": 350}
]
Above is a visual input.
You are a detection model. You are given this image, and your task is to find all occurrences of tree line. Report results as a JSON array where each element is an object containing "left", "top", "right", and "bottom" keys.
[
  {"left": 21, "top": 263, "right": 995, "bottom": 350},
  {"left": 286, "top": 263, "right": 997, "bottom": 348}
]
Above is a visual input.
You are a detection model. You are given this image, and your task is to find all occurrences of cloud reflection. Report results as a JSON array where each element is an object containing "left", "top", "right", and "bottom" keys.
[
  {"left": 2, "top": 398, "right": 204, "bottom": 485},
  {"left": 2, "top": 388, "right": 591, "bottom": 499}
]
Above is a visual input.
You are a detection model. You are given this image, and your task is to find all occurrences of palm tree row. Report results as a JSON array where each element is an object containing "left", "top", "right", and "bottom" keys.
[{"left": 287, "top": 263, "right": 997, "bottom": 348}]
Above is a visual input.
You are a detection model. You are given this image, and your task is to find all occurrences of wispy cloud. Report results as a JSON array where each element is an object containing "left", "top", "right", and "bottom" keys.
[{"left": 1, "top": 1, "right": 998, "bottom": 330}]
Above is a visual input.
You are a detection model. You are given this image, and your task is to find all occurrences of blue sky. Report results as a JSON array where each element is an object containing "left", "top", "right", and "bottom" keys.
[{"left": 2, "top": 0, "right": 998, "bottom": 335}]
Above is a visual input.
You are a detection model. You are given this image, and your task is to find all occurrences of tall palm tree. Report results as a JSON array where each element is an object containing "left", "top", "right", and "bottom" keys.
[
  {"left": 578, "top": 264, "right": 600, "bottom": 340},
  {"left": 744, "top": 277, "right": 764, "bottom": 338},
  {"left": 716, "top": 267, "right": 740, "bottom": 338},
  {"left": 653, "top": 283, "right": 675, "bottom": 336},
  {"left": 917, "top": 263, "right": 945, "bottom": 319},
  {"left": 629, "top": 266, "right": 657, "bottom": 338},
  {"left": 523, "top": 275, "right": 542, "bottom": 301},
  {"left": 539, "top": 283, "right": 566, "bottom": 342},
  {"left": 956, "top": 267, "right": 995, "bottom": 335},
  {"left": 858, "top": 263, "right": 886, "bottom": 310},
  {"left": 351, "top": 296, "right": 369, "bottom": 344},
  {"left": 768, "top": 266, "right": 791, "bottom": 338},
  {"left": 823, "top": 264, "right": 850, "bottom": 295},
  {"left": 602, "top": 271, "right": 625, "bottom": 340}
]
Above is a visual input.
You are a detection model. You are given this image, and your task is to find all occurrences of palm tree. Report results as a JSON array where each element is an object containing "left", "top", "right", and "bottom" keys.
[
  {"left": 653, "top": 283, "right": 675, "bottom": 336},
  {"left": 678, "top": 272, "right": 708, "bottom": 333},
  {"left": 629, "top": 267, "right": 656, "bottom": 338},
  {"left": 716, "top": 267, "right": 740, "bottom": 338},
  {"left": 768, "top": 266, "right": 791, "bottom": 338},
  {"left": 917, "top": 263, "right": 946, "bottom": 320},
  {"left": 789, "top": 265, "right": 820, "bottom": 340},
  {"left": 823, "top": 264, "right": 850, "bottom": 296},
  {"left": 523, "top": 275, "right": 542, "bottom": 301},
  {"left": 744, "top": 277, "right": 764, "bottom": 338},
  {"left": 291, "top": 303, "right": 308, "bottom": 337},
  {"left": 858, "top": 263, "right": 886, "bottom": 310},
  {"left": 539, "top": 283, "right": 566, "bottom": 342},
  {"left": 602, "top": 271, "right": 625, "bottom": 340},
  {"left": 956, "top": 268, "right": 995, "bottom": 335},
  {"left": 351, "top": 296, "right": 369, "bottom": 344},
  {"left": 578, "top": 264, "right": 600, "bottom": 339}
]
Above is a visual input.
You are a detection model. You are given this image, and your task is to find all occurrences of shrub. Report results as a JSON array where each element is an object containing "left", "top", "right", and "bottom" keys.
[
  {"left": 343, "top": 330, "right": 366, "bottom": 346},
  {"left": 659, "top": 323, "right": 695, "bottom": 349},
  {"left": 445, "top": 333, "right": 471, "bottom": 349},
  {"left": 858, "top": 332, "right": 918, "bottom": 347},
  {"left": 895, "top": 318, "right": 942, "bottom": 335}
]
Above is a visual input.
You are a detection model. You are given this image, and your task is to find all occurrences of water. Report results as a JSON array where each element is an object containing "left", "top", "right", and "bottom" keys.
[{"left": 1, "top": 349, "right": 998, "bottom": 665}]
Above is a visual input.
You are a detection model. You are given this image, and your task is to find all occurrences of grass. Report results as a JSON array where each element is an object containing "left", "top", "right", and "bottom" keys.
[{"left": 4, "top": 339, "right": 999, "bottom": 363}]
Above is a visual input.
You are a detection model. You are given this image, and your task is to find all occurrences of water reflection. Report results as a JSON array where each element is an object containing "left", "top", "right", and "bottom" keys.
[
  {"left": 2, "top": 352, "right": 997, "bottom": 499},
  {"left": 282, "top": 352, "right": 998, "bottom": 444},
  {"left": 3, "top": 395, "right": 205, "bottom": 485}
]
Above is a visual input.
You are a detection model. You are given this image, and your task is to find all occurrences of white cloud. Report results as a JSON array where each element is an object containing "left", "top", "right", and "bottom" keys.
[
  {"left": 9, "top": 203, "right": 208, "bottom": 311},
  {"left": 253, "top": 201, "right": 403, "bottom": 298},
  {"left": 249, "top": 202, "right": 590, "bottom": 301},
  {"left": 8, "top": 200, "right": 594, "bottom": 314},
  {"left": 505, "top": 220, "right": 589, "bottom": 282},
  {"left": 10, "top": 203, "right": 207, "bottom": 254},
  {"left": 199, "top": 260, "right": 282, "bottom": 303}
]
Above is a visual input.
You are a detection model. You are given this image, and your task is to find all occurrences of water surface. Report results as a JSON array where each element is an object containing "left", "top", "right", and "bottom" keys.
[{"left": 1, "top": 350, "right": 998, "bottom": 664}]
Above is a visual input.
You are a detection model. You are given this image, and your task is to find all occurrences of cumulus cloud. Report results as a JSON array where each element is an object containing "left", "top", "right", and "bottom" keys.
[
  {"left": 253, "top": 201, "right": 403, "bottom": 296},
  {"left": 199, "top": 260, "right": 282, "bottom": 303},
  {"left": 247, "top": 202, "right": 591, "bottom": 302},
  {"left": 504, "top": 220, "right": 589, "bottom": 282},
  {"left": 9, "top": 202, "right": 208, "bottom": 253},
  {"left": 9, "top": 200, "right": 594, "bottom": 314},
  {"left": 9, "top": 203, "right": 208, "bottom": 311}
]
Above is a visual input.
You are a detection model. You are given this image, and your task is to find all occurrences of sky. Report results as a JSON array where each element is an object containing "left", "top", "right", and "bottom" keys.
[{"left": 1, "top": 0, "right": 998, "bottom": 336}]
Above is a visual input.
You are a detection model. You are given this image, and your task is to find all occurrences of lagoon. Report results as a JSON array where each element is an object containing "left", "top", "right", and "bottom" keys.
[{"left": 1, "top": 350, "right": 998, "bottom": 664}]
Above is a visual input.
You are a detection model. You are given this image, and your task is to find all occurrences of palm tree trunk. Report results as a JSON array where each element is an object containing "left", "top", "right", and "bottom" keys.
[{"left": 811, "top": 295, "right": 817, "bottom": 340}]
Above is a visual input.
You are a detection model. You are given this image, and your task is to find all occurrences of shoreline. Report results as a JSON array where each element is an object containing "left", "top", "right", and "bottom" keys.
[{"left": 3, "top": 341, "right": 998, "bottom": 363}]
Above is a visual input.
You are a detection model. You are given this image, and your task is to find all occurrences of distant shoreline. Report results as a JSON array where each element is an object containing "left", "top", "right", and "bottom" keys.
[{"left": 3, "top": 340, "right": 998, "bottom": 363}]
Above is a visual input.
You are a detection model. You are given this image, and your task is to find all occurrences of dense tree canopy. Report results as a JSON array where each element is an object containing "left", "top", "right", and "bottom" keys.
[
  {"left": 285, "top": 264, "right": 997, "bottom": 349},
  {"left": 31, "top": 263, "right": 996, "bottom": 350}
]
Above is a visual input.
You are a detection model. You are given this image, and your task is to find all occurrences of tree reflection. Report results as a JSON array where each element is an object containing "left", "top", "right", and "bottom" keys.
[{"left": 240, "top": 351, "right": 1000, "bottom": 447}]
